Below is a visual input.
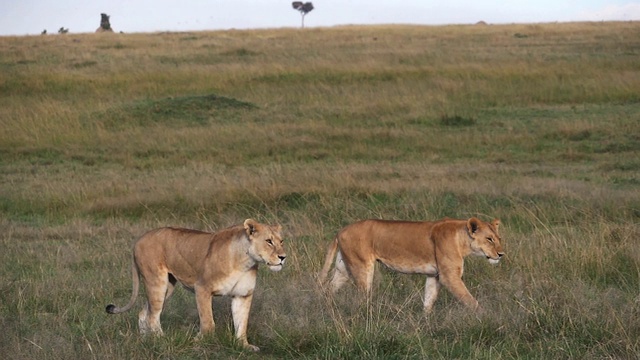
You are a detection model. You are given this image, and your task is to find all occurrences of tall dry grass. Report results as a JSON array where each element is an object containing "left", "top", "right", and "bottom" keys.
[{"left": 1, "top": 22, "right": 639, "bottom": 359}]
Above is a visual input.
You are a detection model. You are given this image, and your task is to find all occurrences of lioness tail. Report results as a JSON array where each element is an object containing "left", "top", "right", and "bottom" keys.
[
  {"left": 319, "top": 238, "right": 339, "bottom": 283},
  {"left": 105, "top": 258, "right": 140, "bottom": 314}
]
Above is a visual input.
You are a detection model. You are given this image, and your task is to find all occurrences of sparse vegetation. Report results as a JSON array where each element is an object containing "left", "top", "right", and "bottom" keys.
[{"left": 1, "top": 22, "right": 639, "bottom": 359}]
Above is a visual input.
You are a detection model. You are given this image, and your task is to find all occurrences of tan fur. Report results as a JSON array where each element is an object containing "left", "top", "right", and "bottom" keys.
[
  {"left": 106, "top": 219, "right": 286, "bottom": 352},
  {"left": 319, "top": 217, "right": 503, "bottom": 312}
]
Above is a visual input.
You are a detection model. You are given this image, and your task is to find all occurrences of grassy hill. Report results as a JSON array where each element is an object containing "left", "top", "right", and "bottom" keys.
[{"left": 1, "top": 22, "right": 639, "bottom": 359}]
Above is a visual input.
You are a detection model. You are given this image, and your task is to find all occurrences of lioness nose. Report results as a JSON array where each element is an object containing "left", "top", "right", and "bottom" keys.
[
  {"left": 278, "top": 255, "right": 286, "bottom": 261},
  {"left": 498, "top": 253, "right": 505, "bottom": 258}
]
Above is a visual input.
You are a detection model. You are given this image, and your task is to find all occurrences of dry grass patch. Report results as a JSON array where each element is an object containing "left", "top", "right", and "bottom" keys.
[{"left": 1, "top": 22, "right": 639, "bottom": 359}]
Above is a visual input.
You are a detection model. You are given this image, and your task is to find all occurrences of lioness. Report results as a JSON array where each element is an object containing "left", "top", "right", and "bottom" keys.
[
  {"left": 105, "top": 219, "right": 286, "bottom": 351},
  {"left": 319, "top": 217, "right": 503, "bottom": 312}
]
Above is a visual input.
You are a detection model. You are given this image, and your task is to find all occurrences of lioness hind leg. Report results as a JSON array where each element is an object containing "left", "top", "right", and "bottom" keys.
[
  {"left": 164, "top": 274, "right": 177, "bottom": 301},
  {"left": 138, "top": 304, "right": 151, "bottom": 334},
  {"left": 138, "top": 301, "right": 163, "bottom": 335},
  {"left": 139, "top": 276, "right": 170, "bottom": 335},
  {"left": 329, "top": 252, "right": 350, "bottom": 292},
  {"left": 423, "top": 276, "right": 441, "bottom": 313},
  {"left": 345, "top": 258, "right": 375, "bottom": 294}
]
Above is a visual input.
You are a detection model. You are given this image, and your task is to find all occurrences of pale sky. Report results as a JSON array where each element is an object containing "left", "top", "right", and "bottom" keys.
[{"left": 1, "top": 1, "right": 639, "bottom": 36}]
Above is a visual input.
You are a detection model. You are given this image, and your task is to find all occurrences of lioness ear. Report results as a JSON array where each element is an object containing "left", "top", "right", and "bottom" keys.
[
  {"left": 467, "top": 217, "right": 480, "bottom": 235},
  {"left": 244, "top": 219, "right": 257, "bottom": 235}
]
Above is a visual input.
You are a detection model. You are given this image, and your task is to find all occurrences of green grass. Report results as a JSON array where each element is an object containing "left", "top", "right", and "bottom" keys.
[{"left": 1, "top": 22, "right": 639, "bottom": 359}]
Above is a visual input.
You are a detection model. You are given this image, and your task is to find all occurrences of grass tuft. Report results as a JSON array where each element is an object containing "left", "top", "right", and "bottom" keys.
[
  {"left": 439, "top": 114, "right": 477, "bottom": 126},
  {"left": 100, "top": 94, "right": 258, "bottom": 129}
]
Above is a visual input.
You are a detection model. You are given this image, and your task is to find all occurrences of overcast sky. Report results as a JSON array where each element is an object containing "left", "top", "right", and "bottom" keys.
[{"left": 1, "top": 1, "right": 639, "bottom": 36}]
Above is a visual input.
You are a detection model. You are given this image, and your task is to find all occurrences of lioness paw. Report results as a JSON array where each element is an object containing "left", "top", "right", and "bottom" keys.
[{"left": 246, "top": 344, "right": 260, "bottom": 352}]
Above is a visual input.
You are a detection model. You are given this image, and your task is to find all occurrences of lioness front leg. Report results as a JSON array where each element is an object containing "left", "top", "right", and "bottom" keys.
[
  {"left": 195, "top": 286, "right": 215, "bottom": 337},
  {"left": 439, "top": 270, "right": 480, "bottom": 311},
  {"left": 231, "top": 294, "right": 259, "bottom": 351}
]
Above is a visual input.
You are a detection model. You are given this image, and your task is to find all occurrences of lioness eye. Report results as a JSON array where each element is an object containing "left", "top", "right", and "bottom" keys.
[
  {"left": 487, "top": 237, "right": 494, "bottom": 243},
  {"left": 266, "top": 239, "right": 273, "bottom": 245}
]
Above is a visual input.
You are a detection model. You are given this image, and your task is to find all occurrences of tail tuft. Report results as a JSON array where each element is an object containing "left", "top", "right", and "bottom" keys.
[{"left": 105, "top": 304, "right": 117, "bottom": 314}]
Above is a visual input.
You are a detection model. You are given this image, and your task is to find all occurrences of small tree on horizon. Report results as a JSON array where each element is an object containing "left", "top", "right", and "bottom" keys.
[{"left": 292, "top": 2, "right": 314, "bottom": 28}]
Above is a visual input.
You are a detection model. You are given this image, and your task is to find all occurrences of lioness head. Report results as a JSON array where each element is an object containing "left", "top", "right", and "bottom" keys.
[
  {"left": 466, "top": 217, "right": 504, "bottom": 264},
  {"left": 244, "top": 219, "right": 286, "bottom": 271}
]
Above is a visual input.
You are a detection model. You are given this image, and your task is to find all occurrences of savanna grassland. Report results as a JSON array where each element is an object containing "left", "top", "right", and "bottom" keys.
[{"left": 1, "top": 22, "right": 639, "bottom": 359}]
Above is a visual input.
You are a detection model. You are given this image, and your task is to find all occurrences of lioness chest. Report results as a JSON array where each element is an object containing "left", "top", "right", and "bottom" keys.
[{"left": 209, "top": 269, "right": 257, "bottom": 297}]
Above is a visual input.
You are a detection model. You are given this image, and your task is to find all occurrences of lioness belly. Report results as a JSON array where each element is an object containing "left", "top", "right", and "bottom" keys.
[{"left": 379, "top": 260, "right": 438, "bottom": 275}]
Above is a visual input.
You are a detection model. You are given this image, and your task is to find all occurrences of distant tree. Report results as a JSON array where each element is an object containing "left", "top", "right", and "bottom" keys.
[
  {"left": 58, "top": 27, "right": 69, "bottom": 34},
  {"left": 292, "top": 2, "right": 314, "bottom": 28},
  {"left": 41, "top": 29, "right": 47, "bottom": 35},
  {"left": 96, "top": 13, "right": 114, "bottom": 33}
]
